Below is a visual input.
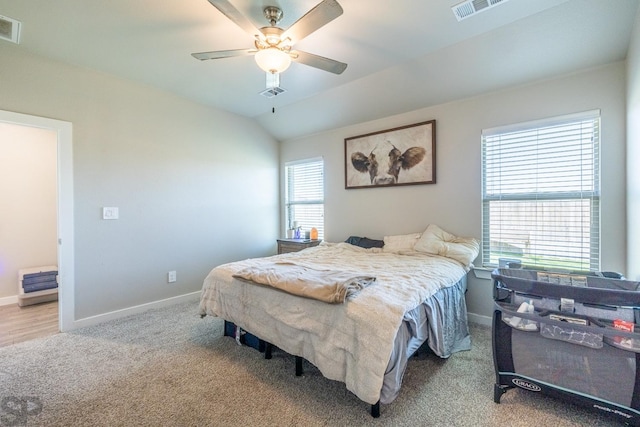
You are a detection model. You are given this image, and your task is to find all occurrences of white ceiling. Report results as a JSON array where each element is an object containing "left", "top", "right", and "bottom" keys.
[{"left": 0, "top": 0, "right": 638, "bottom": 141}]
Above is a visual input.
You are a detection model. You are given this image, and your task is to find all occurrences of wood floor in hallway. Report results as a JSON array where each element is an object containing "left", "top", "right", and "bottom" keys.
[{"left": 0, "top": 301, "right": 58, "bottom": 348}]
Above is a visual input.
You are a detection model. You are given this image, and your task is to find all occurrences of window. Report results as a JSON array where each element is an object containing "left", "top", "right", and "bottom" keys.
[
  {"left": 285, "top": 158, "right": 324, "bottom": 239},
  {"left": 481, "top": 110, "right": 600, "bottom": 271}
]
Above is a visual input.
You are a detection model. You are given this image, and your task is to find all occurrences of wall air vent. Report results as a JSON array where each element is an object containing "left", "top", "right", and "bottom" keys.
[
  {"left": 452, "top": 0, "right": 510, "bottom": 22},
  {"left": 259, "top": 86, "right": 286, "bottom": 98},
  {"left": 0, "top": 14, "right": 21, "bottom": 44}
]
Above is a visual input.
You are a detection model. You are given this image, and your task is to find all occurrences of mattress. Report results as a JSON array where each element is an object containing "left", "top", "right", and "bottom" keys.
[{"left": 199, "top": 242, "right": 471, "bottom": 405}]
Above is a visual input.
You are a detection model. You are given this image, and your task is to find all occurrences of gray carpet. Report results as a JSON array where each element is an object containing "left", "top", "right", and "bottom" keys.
[{"left": 0, "top": 300, "right": 625, "bottom": 426}]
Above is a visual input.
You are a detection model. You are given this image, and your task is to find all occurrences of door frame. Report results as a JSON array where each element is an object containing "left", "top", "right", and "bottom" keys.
[{"left": 0, "top": 109, "right": 74, "bottom": 332}]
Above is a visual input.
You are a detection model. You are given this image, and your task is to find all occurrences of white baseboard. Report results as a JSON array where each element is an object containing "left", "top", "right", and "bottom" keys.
[
  {"left": 7, "top": 290, "right": 493, "bottom": 330},
  {"left": 468, "top": 312, "right": 492, "bottom": 327},
  {"left": 70, "top": 291, "right": 201, "bottom": 330},
  {"left": 0, "top": 295, "right": 18, "bottom": 307}
]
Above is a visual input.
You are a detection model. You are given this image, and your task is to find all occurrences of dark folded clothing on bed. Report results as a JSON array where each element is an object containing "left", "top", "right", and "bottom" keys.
[
  {"left": 344, "top": 236, "right": 385, "bottom": 249},
  {"left": 233, "top": 262, "right": 376, "bottom": 303}
]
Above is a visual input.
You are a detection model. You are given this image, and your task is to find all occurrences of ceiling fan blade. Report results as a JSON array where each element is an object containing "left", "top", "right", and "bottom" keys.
[
  {"left": 191, "top": 48, "right": 255, "bottom": 61},
  {"left": 281, "top": 0, "right": 343, "bottom": 43},
  {"left": 206, "top": 0, "right": 261, "bottom": 37},
  {"left": 291, "top": 50, "right": 347, "bottom": 75}
]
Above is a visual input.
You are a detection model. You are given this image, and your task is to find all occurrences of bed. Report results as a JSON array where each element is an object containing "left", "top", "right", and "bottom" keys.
[{"left": 199, "top": 224, "right": 479, "bottom": 416}]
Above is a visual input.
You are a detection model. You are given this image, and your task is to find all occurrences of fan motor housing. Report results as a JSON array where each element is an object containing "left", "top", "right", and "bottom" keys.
[
  {"left": 260, "top": 26, "right": 285, "bottom": 47},
  {"left": 263, "top": 6, "right": 283, "bottom": 26}
]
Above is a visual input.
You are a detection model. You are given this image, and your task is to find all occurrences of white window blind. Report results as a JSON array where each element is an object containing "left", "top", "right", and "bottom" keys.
[
  {"left": 285, "top": 158, "right": 324, "bottom": 239},
  {"left": 481, "top": 110, "right": 600, "bottom": 271}
]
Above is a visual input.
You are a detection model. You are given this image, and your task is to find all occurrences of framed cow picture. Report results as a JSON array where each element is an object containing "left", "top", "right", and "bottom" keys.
[{"left": 344, "top": 120, "right": 436, "bottom": 189}]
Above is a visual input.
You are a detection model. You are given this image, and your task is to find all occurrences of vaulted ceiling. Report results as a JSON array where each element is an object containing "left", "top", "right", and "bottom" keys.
[{"left": 0, "top": 0, "right": 637, "bottom": 140}]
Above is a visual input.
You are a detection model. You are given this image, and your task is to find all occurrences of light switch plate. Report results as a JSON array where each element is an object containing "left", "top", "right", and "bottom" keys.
[{"left": 102, "top": 207, "right": 119, "bottom": 220}]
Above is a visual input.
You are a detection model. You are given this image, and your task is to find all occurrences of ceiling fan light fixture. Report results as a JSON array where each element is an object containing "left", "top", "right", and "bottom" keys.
[
  {"left": 192, "top": 1, "right": 347, "bottom": 76},
  {"left": 255, "top": 47, "right": 291, "bottom": 73}
]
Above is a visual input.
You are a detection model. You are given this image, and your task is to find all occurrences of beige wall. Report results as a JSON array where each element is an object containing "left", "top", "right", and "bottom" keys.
[
  {"left": 0, "top": 43, "right": 280, "bottom": 320},
  {"left": 628, "top": 7, "right": 640, "bottom": 281},
  {"left": 0, "top": 123, "right": 57, "bottom": 299},
  {"left": 0, "top": 22, "right": 633, "bottom": 324},
  {"left": 281, "top": 62, "right": 627, "bottom": 322}
]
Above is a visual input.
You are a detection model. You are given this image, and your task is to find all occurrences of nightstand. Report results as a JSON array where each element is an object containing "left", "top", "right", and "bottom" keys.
[{"left": 277, "top": 239, "right": 321, "bottom": 254}]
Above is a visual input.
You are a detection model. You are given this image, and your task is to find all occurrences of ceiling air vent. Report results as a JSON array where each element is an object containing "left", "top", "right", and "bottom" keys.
[
  {"left": 0, "top": 14, "right": 21, "bottom": 44},
  {"left": 259, "top": 86, "right": 286, "bottom": 98},
  {"left": 452, "top": 0, "right": 510, "bottom": 22}
]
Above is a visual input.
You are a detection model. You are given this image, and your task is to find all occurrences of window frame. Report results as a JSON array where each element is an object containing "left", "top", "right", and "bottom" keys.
[
  {"left": 284, "top": 157, "right": 325, "bottom": 240},
  {"left": 481, "top": 110, "right": 601, "bottom": 271}
]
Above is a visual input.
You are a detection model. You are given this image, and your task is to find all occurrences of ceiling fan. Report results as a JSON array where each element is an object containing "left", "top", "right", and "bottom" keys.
[{"left": 192, "top": 0, "right": 347, "bottom": 75}]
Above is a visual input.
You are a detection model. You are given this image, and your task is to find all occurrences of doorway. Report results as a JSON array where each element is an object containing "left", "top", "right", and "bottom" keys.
[{"left": 0, "top": 109, "right": 74, "bottom": 333}]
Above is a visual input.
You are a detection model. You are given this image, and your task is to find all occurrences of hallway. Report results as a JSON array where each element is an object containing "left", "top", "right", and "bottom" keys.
[{"left": 0, "top": 301, "right": 58, "bottom": 347}]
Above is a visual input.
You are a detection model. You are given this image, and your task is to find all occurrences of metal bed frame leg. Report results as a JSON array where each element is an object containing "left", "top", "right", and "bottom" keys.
[
  {"left": 295, "top": 356, "right": 303, "bottom": 376},
  {"left": 264, "top": 342, "right": 272, "bottom": 360},
  {"left": 371, "top": 401, "right": 380, "bottom": 418},
  {"left": 289, "top": 353, "right": 380, "bottom": 417}
]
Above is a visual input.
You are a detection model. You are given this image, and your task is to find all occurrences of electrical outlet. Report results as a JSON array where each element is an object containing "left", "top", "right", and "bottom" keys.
[{"left": 168, "top": 271, "right": 176, "bottom": 283}]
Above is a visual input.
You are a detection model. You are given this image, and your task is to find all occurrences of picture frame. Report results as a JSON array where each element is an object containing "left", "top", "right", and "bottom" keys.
[{"left": 344, "top": 120, "right": 436, "bottom": 189}]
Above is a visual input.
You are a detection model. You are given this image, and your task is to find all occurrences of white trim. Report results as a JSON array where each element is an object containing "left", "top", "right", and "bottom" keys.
[
  {"left": 71, "top": 292, "right": 201, "bottom": 329},
  {"left": 0, "top": 110, "right": 74, "bottom": 332},
  {"left": 482, "top": 109, "right": 601, "bottom": 136},
  {"left": 0, "top": 295, "right": 19, "bottom": 307},
  {"left": 284, "top": 156, "right": 323, "bottom": 167},
  {"left": 468, "top": 312, "right": 492, "bottom": 327}
]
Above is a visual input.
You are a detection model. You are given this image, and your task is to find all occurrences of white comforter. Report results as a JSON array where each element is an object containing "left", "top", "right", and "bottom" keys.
[
  {"left": 233, "top": 262, "right": 376, "bottom": 303},
  {"left": 199, "top": 242, "right": 468, "bottom": 405}
]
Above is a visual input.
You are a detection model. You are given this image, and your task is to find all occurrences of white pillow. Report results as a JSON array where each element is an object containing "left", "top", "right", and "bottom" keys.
[
  {"left": 413, "top": 224, "right": 479, "bottom": 266},
  {"left": 383, "top": 233, "right": 422, "bottom": 253}
]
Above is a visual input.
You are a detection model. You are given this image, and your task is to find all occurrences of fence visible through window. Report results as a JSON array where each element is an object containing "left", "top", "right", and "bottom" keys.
[{"left": 481, "top": 111, "right": 600, "bottom": 271}]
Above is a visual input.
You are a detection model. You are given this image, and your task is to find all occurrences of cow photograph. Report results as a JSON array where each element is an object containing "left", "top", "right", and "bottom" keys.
[{"left": 345, "top": 120, "right": 436, "bottom": 189}]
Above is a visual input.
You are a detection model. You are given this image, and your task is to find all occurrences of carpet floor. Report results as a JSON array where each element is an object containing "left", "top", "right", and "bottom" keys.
[{"left": 0, "top": 300, "right": 626, "bottom": 426}]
